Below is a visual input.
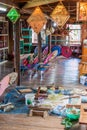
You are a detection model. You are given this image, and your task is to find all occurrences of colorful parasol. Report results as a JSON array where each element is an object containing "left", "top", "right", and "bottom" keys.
[
  {"left": 0, "top": 72, "right": 18, "bottom": 96},
  {"left": 61, "top": 46, "right": 72, "bottom": 58},
  {"left": 0, "top": 75, "right": 9, "bottom": 96}
]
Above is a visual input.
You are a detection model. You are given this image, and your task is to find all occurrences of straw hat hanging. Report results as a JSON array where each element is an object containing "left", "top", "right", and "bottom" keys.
[
  {"left": 50, "top": 1, "right": 70, "bottom": 28},
  {"left": 27, "top": 7, "right": 47, "bottom": 34}
]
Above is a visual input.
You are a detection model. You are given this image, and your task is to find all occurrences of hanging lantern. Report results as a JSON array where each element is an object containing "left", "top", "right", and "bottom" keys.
[
  {"left": 77, "top": 2, "right": 87, "bottom": 21},
  {"left": 27, "top": 7, "right": 47, "bottom": 34},
  {"left": 7, "top": 7, "right": 20, "bottom": 24},
  {"left": 50, "top": 2, "right": 70, "bottom": 28}
]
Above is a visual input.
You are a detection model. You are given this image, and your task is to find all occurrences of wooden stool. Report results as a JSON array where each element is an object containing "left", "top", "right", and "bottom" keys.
[
  {"left": 29, "top": 109, "right": 48, "bottom": 118},
  {"left": 28, "top": 105, "right": 51, "bottom": 118}
]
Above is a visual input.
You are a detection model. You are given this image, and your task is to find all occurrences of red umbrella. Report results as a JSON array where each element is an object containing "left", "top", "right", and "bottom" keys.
[{"left": 62, "top": 46, "right": 72, "bottom": 58}]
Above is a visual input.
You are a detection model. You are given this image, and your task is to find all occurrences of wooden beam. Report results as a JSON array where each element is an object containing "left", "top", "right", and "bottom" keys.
[
  {"left": 0, "top": 0, "right": 13, "bottom": 5},
  {"left": 0, "top": 1, "right": 19, "bottom": 8},
  {"left": 38, "top": 33, "right": 42, "bottom": 62},
  {"left": 23, "top": 0, "right": 59, "bottom": 8},
  {"left": 12, "top": 0, "right": 29, "bottom": 2},
  {"left": 13, "top": 0, "right": 87, "bottom": 4},
  {"left": 23, "top": 0, "right": 87, "bottom": 9},
  {"left": 12, "top": 0, "right": 58, "bottom": 3}
]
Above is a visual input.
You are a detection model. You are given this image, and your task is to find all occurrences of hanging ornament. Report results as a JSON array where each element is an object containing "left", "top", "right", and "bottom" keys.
[
  {"left": 7, "top": 7, "right": 20, "bottom": 24},
  {"left": 45, "top": 28, "right": 51, "bottom": 36},
  {"left": 50, "top": 2, "right": 70, "bottom": 28},
  {"left": 27, "top": 7, "right": 47, "bottom": 34},
  {"left": 50, "top": 27, "right": 55, "bottom": 34}
]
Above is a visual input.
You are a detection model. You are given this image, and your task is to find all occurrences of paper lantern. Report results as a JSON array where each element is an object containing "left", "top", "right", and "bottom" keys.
[
  {"left": 77, "top": 2, "right": 87, "bottom": 21},
  {"left": 7, "top": 7, "right": 20, "bottom": 24},
  {"left": 50, "top": 2, "right": 70, "bottom": 28},
  {"left": 27, "top": 7, "right": 47, "bottom": 34}
]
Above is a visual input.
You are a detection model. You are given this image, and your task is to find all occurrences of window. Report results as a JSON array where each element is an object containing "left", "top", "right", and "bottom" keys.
[{"left": 66, "top": 24, "right": 81, "bottom": 45}]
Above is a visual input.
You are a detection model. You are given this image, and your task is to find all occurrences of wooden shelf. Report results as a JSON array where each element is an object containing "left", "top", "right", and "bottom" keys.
[
  {"left": 0, "top": 47, "right": 8, "bottom": 50},
  {"left": 21, "top": 28, "right": 32, "bottom": 54},
  {"left": 0, "top": 21, "right": 9, "bottom": 63},
  {"left": 0, "top": 34, "right": 8, "bottom": 36}
]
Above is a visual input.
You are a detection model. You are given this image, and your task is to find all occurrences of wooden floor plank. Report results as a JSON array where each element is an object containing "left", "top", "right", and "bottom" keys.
[
  {"left": 0, "top": 114, "right": 64, "bottom": 130},
  {"left": 0, "top": 125, "right": 63, "bottom": 130}
]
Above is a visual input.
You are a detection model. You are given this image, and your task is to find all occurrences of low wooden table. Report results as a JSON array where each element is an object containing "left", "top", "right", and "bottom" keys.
[{"left": 79, "top": 103, "right": 87, "bottom": 130}]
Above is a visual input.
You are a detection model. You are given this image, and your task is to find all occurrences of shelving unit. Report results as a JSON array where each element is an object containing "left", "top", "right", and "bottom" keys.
[
  {"left": 21, "top": 28, "right": 32, "bottom": 54},
  {"left": 0, "top": 21, "right": 9, "bottom": 64}
]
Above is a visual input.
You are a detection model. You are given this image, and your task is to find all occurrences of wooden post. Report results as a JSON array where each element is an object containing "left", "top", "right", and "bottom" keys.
[
  {"left": 48, "top": 35, "right": 51, "bottom": 54},
  {"left": 8, "top": 21, "right": 14, "bottom": 55},
  {"left": 38, "top": 32, "right": 42, "bottom": 62},
  {"left": 47, "top": 20, "right": 51, "bottom": 54},
  {"left": 13, "top": 19, "right": 20, "bottom": 85}
]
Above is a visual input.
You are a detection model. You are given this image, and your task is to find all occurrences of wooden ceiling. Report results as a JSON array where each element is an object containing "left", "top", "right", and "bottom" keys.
[{"left": 0, "top": 0, "right": 87, "bottom": 23}]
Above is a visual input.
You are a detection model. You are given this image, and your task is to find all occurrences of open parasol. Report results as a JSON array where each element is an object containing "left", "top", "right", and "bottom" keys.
[{"left": 0, "top": 75, "right": 10, "bottom": 96}]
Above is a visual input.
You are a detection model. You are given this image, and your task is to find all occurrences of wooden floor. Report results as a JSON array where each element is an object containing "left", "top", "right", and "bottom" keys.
[
  {"left": 21, "top": 56, "right": 82, "bottom": 88},
  {"left": 0, "top": 56, "right": 84, "bottom": 88},
  {"left": 0, "top": 56, "right": 86, "bottom": 130},
  {"left": 0, "top": 114, "right": 64, "bottom": 130},
  {"left": 0, "top": 114, "right": 87, "bottom": 130}
]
